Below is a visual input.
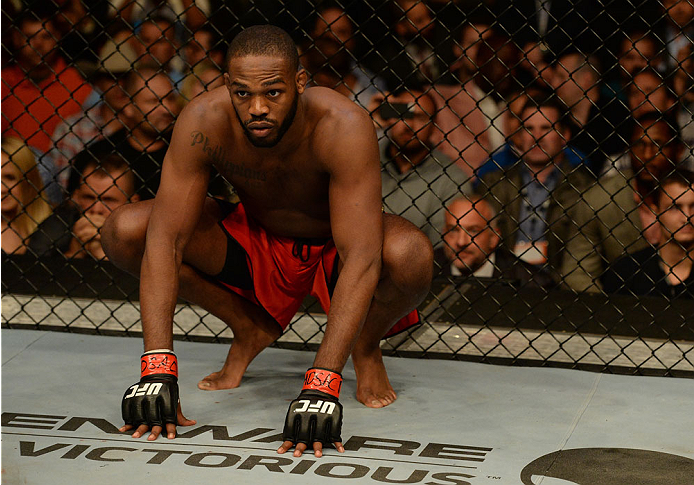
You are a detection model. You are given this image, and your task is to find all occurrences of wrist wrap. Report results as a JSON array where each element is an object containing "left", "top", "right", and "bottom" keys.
[
  {"left": 141, "top": 351, "right": 178, "bottom": 379},
  {"left": 302, "top": 367, "right": 342, "bottom": 399}
]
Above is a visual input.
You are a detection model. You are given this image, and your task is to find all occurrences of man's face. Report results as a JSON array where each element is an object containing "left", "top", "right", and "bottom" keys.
[
  {"left": 384, "top": 92, "right": 435, "bottom": 153},
  {"left": 619, "top": 37, "right": 656, "bottom": 78},
  {"left": 185, "top": 30, "right": 214, "bottom": 69},
  {"left": 126, "top": 74, "right": 179, "bottom": 135},
  {"left": 137, "top": 20, "right": 176, "bottom": 67},
  {"left": 553, "top": 54, "right": 597, "bottom": 107},
  {"left": 312, "top": 8, "right": 355, "bottom": 52},
  {"left": 14, "top": 19, "right": 58, "bottom": 70},
  {"left": 628, "top": 72, "right": 676, "bottom": 117},
  {"left": 453, "top": 23, "right": 491, "bottom": 76},
  {"left": 443, "top": 199, "right": 499, "bottom": 274},
  {"left": 630, "top": 122, "right": 680, "bottom": 183},
  {"left": 394, "top": 0, "right": 433, "bottom": 40},
  {"left": 663, "top": 0, "right": 694, "bottom": 28},
  {"left": 518, "top": 106, "right": 567, "bottom": 167},
  {"left": 225, "top": 55, "right": 306, "bottom": 148},
  {"left": 658, "top": 181, "right": 694, "bottom": 248},
  {"left": 506, "top": 93, "right": 529, "bottom": 147},
  {"left": 72, "top": 170, "right": 133, "bottom": 218},
  {"left": 94, "top": 77, "right": 129, "bottom": 113}
]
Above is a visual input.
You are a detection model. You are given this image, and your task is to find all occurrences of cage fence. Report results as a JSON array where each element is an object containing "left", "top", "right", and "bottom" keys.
[{"left": 2, "top": 0, "right": 693, "bottom": 377}]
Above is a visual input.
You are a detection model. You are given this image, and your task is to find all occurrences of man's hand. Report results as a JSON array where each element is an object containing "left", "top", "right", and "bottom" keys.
[
  {"left": 277, "top": 368, "right": 345, "bottom": 457},
  {"left": 121, "top": 351, "right": 196, "bottom": 440},
  {"left": 73, "top": 213, "right": 105, "bottom": 247}
]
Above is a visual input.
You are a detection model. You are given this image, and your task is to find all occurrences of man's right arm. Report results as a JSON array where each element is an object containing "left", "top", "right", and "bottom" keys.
[{"left": 139, "top": 102, "right": 212, "bottom": 351}]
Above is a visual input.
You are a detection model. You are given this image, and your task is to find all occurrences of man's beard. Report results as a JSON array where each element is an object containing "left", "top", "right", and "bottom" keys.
[{"left": 235, "top": 92, "right": 299, "bottom": 148}]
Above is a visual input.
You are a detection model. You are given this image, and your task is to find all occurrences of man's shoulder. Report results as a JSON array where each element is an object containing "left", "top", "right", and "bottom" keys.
[
  {"left": 307, "top": 87, "right": 373, "bottom": 133},
  {"left": 178, "top": 88, "right": 233, "bottom": 132},
  {"left": 582, "top": 171, "right": 632, "bottom": 203}
]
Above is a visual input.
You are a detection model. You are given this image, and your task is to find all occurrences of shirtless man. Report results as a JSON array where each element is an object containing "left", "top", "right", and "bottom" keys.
[{"left": 102, "top": 25, "right": 433, "bottom": 457}]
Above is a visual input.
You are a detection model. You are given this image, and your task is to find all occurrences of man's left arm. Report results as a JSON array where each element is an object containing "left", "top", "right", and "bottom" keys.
[{"left": 277, "top": 108, "right": 383, "bottom": 458}]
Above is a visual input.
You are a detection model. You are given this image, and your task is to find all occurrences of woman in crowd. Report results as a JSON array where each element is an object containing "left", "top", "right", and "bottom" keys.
[{"left": 1, "top": 137, "right": 53, "bottom": 255}]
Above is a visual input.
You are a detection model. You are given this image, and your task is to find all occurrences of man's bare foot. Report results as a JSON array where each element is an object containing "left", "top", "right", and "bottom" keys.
[
  {"left": 353, "top": 349, "right": 397, "bottom": 408},
  {"left": 197, "top": 369, "right": 244, "bottom": 390},
  {"left": 197, "top": 343, "right": 254, "bottom": 391}
]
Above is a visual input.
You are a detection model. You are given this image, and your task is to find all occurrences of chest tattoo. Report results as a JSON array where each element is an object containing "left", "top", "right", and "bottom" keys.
[{"left": 190, "top": 130, "right": 267, "bottom": 183}]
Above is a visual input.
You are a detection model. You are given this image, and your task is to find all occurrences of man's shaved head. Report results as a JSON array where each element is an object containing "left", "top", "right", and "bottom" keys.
[{"left": 226, "top": 25, "right": 300, "bottom": 73}]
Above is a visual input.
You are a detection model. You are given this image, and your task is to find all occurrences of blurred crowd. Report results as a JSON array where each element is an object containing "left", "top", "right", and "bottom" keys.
[{"left": 2, "top": 0, "right": 693, "bottom": 299}]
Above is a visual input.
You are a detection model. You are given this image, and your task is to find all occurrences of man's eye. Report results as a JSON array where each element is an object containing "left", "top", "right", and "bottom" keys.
[
  {"left": 235, "top": 91, "right": 249, "bottom": 97},
  {"left": 268, "top": 90, "right": 281, "bottom": 97}
]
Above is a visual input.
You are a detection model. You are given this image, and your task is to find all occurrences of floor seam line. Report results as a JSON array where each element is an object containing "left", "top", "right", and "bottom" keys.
[
  {"left": 559, "top": 373, "right": 603, "bottom": 450},
  {"left": 2, "top": 330, "right": 48, "bottom": 366}
]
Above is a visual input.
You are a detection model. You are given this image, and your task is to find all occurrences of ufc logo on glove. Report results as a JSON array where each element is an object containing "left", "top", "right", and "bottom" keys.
[
  {"left": 123, "top": 382, "right": 163, "bottom": 399},
  {"left": 293, "top": 399, "right": 337, "bottom": 414}
]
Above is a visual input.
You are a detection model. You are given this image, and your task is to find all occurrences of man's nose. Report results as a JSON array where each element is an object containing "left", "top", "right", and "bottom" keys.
[
  {"left": 249, "top": 96, "right": 270, "bottom": 117},
  {"left": 457, "top": 229, "right": 471, "bottom": 248},
  {"left": 642, "top": 143, "right": 657, "bottom": 159},
  {"left": 87, "top": 201, "right": 108, "bottom": 218}
]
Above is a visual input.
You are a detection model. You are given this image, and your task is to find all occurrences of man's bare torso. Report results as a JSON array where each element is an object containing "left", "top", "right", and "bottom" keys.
[{"left": 182, "top": 86, "right": 369, "bottom": 239}]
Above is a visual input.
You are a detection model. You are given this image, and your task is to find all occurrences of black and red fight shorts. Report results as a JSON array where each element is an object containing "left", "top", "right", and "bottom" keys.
[{"left": 215, "top": 200, "right": 420, "bottom": 338}]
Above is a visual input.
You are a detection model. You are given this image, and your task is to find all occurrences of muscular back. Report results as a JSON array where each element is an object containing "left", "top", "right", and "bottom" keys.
[{"left": 173, "top": 85, "right": 378, "bottom": 238}]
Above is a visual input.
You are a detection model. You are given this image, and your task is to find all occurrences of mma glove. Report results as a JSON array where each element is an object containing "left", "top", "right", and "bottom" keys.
[
  {"left": 283, "top": 368, "right": 344, "bottom": 446},
  {"left": 122, "top": 350, "right": 179, "bottom": 429}
]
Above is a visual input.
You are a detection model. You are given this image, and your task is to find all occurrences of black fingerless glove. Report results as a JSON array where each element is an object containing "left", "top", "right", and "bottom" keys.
[
  {"left": 282, "top": 368, "right": 344, "bottom": 445},
  {"left": 122, "top": 351, "right": 179, "bottom": 429}
]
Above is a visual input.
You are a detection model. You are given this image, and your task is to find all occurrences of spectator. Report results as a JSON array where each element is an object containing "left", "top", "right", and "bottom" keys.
[
  {"left": 661, "top": 0, "right": 694, "bottom": 73},
  {"left": 111, "top": 0, "right": 208, "bottom": 33},
  {"left": 477, "top": 94, "right": 592, "bottom": 273},
  {"left": 28, "top": 152, "right": 139, "bottom": 260},
  {"left": 616, "top": 30, "right": 661, "bottom": 80},
  {"left": 1, "top": 137, "right": 53, "bottom": 255},
  {"left": 473, "top": 28, "right": 523, "bottom": 103},
  {"left": 427, "top": 22, "right": 504, "bottom": 176},
  {"left": 603, "top": 169, "right": 694, "bottom": 298},
  {"left": 183, "top": 26, "right": 225, "bottom": 72},
  {"left": 475, "top": 86, "right": 589, "bottom": 181},
  {"left": 301, "top": 2, "right": 387, "bottom": 109},
  {"left": 377, "top": 87, "right": 471, "bottom": 246},
  {"left": 627, "top": 68, "right": 678, "bottom": 119},
  {"left": 562, "top": 112, "right": 684, "bottom": 292},
  {"left": 674, "top": 45, "right": 694, "bottom": 166},
  {"left": 492, "top": 0, "right": 605, "bottom": 63},
  {"left": 365, "top": 0, "right": 451, "bottom": 89},
  {"left": 51, "top": 0, "right": 110, "bottom": 65},
  {"left": 1, "top": 3, "right": 93, "bottom": 154},
  {"left": 436, "top": 195, "right": 555, "bottom": 288},
  {"left": 50, "top": 39, "right": 136, "bottom": 189},
  {"left": 552, "top": 51, "right": 617, "bottom": 172},
  {"left": 82, "top": 68, "right": 180, "bottom": 199},
  {"left": 132, "top": 16, "right": 185, "bottom": 87}
]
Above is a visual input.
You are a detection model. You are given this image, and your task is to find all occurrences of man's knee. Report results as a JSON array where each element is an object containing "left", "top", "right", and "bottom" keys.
[
  {"left": 382, "top": 216, "right": 434, "bottom": 297},
  {"left": 102, "top": 203, "right": 150, "bottom": 268}
]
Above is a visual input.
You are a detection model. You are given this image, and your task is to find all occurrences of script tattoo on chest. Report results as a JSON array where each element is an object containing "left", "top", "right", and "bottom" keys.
[{"left": 189, "top": 130, "right": 267, "bottom": 183}]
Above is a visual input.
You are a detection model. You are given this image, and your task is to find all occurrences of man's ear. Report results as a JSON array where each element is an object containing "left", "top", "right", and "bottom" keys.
[
  {"left": 296, "top": 68, "right": 308, "bottom": 94},
  {"left": 129, "top": 193, "right": 140, "bottom": 203}
]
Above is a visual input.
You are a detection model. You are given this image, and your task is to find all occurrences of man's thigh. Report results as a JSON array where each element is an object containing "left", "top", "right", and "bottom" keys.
[{"left": 178, "top": 197, "right": 229, "bottom": 277}]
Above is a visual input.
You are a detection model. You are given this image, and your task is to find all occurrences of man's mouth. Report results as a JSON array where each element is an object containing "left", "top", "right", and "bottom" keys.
[{"left": 247, "top": 122, "right": 274, "bottom": 137}]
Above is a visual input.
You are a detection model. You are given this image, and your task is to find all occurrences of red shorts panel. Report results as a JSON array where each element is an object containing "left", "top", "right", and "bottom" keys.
[{"left": 217, "top": 202, "right": 420, "bottom": 338}]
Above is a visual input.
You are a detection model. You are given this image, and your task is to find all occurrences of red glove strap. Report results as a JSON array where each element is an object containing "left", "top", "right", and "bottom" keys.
[
  {"left": 302, "top": 368, "right": 342, "bottom": 399},
  {"left": 141, "top": 352, "right": 178, "bottom": 378}
]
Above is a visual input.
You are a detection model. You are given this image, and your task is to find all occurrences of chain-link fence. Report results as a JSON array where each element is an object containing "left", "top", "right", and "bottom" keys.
[{"left": 2, "top": 0, "right": 693, "bottom": 377}]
